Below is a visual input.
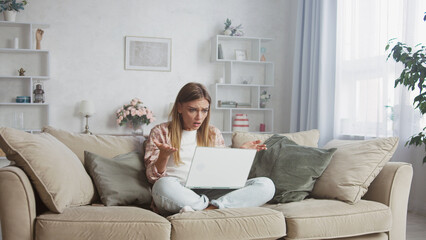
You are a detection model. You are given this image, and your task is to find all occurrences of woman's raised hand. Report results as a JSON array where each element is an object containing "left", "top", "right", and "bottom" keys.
[
  {"left": 154, "top": 140, "right": 177, "bottom": 156},
  {"left": 240, "top": 140, "right": 267, "bottom": 151}
]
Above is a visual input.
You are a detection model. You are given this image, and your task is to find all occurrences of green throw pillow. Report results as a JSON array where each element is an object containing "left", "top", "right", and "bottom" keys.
[
  {"left": 249, "top": 135, "right": 336, "bottom": 203},
  {"left": 84, "top": 151, "right": 151, "bottom": 206}
]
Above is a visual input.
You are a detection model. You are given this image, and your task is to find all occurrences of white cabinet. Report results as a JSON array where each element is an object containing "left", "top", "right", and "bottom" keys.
[
  {"left": 211, "top": 35, "right": 274, "bottom": 134},
  {"left": 0, "top": 21, "right": 50, "bottom": 134}
]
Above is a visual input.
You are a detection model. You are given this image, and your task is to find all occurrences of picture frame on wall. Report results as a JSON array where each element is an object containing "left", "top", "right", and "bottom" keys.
[
  {"left": 235, "top": 49, "right": 247, "bottom": 61},
  {"left": 125, "top": 36, "right": 172, "bottom": 71}
]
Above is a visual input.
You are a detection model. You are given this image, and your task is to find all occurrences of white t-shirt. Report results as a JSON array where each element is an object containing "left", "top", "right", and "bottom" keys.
[{"left": 166, "top": 130, "right": 197, "bottom": 184}]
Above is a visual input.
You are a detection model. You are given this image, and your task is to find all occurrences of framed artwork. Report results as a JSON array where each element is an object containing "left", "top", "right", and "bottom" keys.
[
  {"left": 125, "top": 36, "right": 172, "bottom": 71},
  {"left": 235, "top": 49, "right": 247, "bottom": 61}
]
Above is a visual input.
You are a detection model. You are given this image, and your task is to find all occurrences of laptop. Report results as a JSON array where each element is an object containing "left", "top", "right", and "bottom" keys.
[{"left": 184, "top": 147, "right": 257, "bottom": 189}]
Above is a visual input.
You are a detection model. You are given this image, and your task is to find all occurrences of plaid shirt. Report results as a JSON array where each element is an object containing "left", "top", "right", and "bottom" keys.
[{"left": 144, "top": 122, "right": 225, "bottom": 184}]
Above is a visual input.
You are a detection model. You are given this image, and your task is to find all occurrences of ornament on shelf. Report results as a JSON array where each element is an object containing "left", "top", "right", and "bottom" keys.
[
  {"left": 260, "top": 47, "right": 266, "bottom": 61},
  {"left": 36, "top": 28, "right": 44, "bottom": 50},
  {"left": 18, "top": 67, "right": 25, "bottom": 76},
  {"left": 33, "top": 82, "right": 45, "bottom": 103},
  {"left": 218, "top": 43, "right": 224, "bottom": 59},
  {"left": 233, "top": 113, "right": 249, "bottom": 132},
  {"left": 260, "top": 90, "right": 271, "bottom": 108}
]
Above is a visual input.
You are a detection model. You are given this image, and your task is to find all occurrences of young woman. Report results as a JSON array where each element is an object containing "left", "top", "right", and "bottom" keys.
[{"left": 144, "top": 82, "right": 274, "bottom": 215}]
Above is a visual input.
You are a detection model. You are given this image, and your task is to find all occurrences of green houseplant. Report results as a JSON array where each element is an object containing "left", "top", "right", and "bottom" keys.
[
  {"left": 0, "top": 0, "right": 27, "bottom": 12},
  {"left": 385, "top": 13, "right": 426, "bottom": 163},
  {"left": 0, "top": 0, "right": 28, "bottom": 21}
]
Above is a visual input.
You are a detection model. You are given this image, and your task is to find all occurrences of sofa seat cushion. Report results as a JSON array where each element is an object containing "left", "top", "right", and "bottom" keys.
[
  {"left": 167, "top": 207, "right": 286, "bottom": 240},
  {"left": 264, "top": 199, "right": 391, "bottom": 240},
  {"left": 35, "top": 206, "right": 171, "bottom": 240}
]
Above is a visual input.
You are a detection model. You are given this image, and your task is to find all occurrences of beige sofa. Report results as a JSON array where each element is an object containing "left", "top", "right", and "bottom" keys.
[{"left": 0, "top": 127, "right": 413, "bottom": 240}]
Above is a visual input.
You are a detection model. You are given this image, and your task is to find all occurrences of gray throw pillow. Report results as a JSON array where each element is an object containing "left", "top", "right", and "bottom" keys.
[
  {"left": 249, "top": 135, "right": 336, "bottom": 203},
  {"left": 84, "top": 151, "right": 151, "bottom": 206}
]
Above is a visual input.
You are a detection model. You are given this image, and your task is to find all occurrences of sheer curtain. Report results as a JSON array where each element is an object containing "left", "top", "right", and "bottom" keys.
[
  {"left": 334, "top": 0, "right": 426, "bottom": 213},
  {"left": 335, "top": 0, "right": 425, "bottom": 140}
]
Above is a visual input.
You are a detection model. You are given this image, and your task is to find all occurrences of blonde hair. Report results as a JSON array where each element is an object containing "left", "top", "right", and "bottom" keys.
[{"left": 168, "top": 82, "right": 215, "bottom": 164}]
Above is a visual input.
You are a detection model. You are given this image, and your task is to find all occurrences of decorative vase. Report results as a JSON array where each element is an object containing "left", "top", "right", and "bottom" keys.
[
  {"left": 3, "top": 11, "right": 17, "bottom": 22},
  {"left": 223, "top": 29, "right": 232, "bottom": 36},
  {"left": 132, "top": 122, "right": 144, "bottom": 135},
  {"left": 232, "top": 114, "right": 249, "bottom": 132}
]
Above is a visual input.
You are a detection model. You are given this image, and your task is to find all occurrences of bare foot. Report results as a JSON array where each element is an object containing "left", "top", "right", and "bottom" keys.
[{"left": 204, "top": 204, "right": 218, "bottom": 210}]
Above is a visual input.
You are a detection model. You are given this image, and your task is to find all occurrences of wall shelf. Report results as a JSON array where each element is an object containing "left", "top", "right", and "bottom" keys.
[
  {"left": 211, "top": 35, "right": 275, "bottom": 134},
  {"left": 0, "top": 21, "right": 50, "bottom": 132}
]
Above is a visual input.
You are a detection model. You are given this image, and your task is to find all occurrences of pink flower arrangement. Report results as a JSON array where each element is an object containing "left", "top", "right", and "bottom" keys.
[{"left": 116, "top": 98, "right": 155, "bottom": 128}]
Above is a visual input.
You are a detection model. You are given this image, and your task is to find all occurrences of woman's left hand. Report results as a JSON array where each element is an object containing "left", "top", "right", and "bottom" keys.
[{"left": 240, "top": 140, "right": 267, "bottom": 151}]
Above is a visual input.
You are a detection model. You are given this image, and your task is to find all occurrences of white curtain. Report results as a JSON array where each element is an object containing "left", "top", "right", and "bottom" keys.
[
  {"left": 334, "top": 0, "right": 426, "bottom": 214},
  {"left": 335, "top": 0, "right": 425, "bottom": 140}
]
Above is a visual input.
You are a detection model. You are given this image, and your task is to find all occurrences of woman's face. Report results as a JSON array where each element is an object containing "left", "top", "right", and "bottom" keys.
[{"left": 178, "top": 98, "right": 210, "bottom": 131}]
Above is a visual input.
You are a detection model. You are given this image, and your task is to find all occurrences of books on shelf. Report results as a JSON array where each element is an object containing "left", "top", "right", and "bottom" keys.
[{"left": 218, "top": 101, "right": 251, "bottom": 108}]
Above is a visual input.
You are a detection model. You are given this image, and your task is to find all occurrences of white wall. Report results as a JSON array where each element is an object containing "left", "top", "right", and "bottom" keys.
[{"left": 13, "top": 0, "right": 297, "bottom": 136}]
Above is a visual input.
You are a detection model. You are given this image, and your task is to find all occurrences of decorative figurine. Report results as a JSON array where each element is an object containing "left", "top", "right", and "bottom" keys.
[
  {"left": 18, "top": 68, "right": 25, "bottom": 76},
  {"left": 33, "top": 83, "right": 45, "bottom": 103},
  {"left": 36, "top": 28, "right": 44, "bottom": 50},
  {"left": 260, "top": 47, "right": 266, "bottom": 61}
]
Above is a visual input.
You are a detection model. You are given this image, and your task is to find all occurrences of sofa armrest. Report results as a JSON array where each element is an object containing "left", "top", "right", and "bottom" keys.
[
  {"left": 0, "top": 166, "right": 36, "bottom": 240},
  {"left": 363, "top": 162, "right": 413, "bottom": 240}
]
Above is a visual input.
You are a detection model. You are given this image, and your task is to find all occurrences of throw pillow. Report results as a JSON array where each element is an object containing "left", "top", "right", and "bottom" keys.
[
  {"left": 84, "top": 151, "right": 151, "bottom": 206},
  {"left": 311, "top": 137, "right": 399, "bottom": 204},
  {"left": 249, "top": 135, "right": 336, "bottom": 203},
  {"left": 42, "top": 126, "right": 144, "bottom": 164},
  {"left": 232, "top": 129, "right": 320, "bottom": 148},
  {"left": 0, "top": 127, "right": 95, "bottom": 213}
]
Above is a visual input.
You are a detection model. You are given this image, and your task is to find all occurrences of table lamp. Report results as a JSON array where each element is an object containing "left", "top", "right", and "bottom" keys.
[{"left": 79, "top": 100, "right": 95, "bottom": 134}]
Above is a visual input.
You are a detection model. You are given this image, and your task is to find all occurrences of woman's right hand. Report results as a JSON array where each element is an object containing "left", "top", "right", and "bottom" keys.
[
  {"left": 154, "top": 140, "right": 177, "bottom": 156},
  {"left": 153, "top": 140, "right": 177, "bottom": 174}
]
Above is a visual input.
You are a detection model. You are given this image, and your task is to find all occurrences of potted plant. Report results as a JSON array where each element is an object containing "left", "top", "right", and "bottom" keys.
[
  {"left": 0, "top": 0, "right": 28, "bottom": 22},
  {"left": 260, "top": 90, "right": 271, "bottom": 108},
  {"left": 386, "top": 13, "right": 426, "bottom": 163}
]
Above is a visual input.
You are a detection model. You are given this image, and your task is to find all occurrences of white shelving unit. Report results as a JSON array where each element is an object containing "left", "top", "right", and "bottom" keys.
[
  {"left": 0, "top": 21, "right": 50, "bottom": 137},
  {"left": 211, "top": 35, "right": 274, "bottom": 134}
]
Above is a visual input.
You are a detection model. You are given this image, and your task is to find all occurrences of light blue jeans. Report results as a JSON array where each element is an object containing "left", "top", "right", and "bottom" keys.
[{"left": 151, "top": 176, "right": 275, "bottom": 215}]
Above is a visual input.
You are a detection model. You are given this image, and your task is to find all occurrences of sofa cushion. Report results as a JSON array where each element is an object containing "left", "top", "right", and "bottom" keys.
[
  {"left": 0, "top": 127, "right": 95, "bottom": 213},
  {"left": 167, "top": 207, "right": 286, "bottom": 240},
  {"left": 249, "top": 135, "right": 336, "bottom": 203},
  {"left": 232, "top": 129, "right": 320, "bottom": 148},
  {"left": 42, "top": 126, "right": 143, "bottom": 164},
  {"left": 84, "top": 151, "right": 151, "bottom": 206},
  {"left": 36, "top": 206, "right": 171, "bottom": 240},
  {"left": 311, "top": 137, "right": 399, "bottom": 204},
  {"left": 264, "top": 199, "right": 392, "bottom": 239}
]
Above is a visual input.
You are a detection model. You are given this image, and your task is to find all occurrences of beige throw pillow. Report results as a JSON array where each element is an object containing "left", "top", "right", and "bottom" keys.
[
  {"left": 232, "top": 129, "right": 320, "bottom": 148},
  {"left": 42, "top": 126, "right": 143, "bottom": 164},
  {"left": 0, "top": 127, "right": 95, "bottom": 213},
  {"left": 311, "top": 137, "right": 399, "bottom": 204}
]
